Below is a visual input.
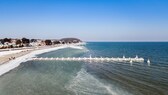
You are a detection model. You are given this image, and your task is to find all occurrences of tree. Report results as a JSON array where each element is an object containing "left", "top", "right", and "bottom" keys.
[
  {"left": 53, "top": 40, "right": 61, "bottom": 44},
  {"left": 21, "top": 38, "right": 30, "bottom": 47},
  {"left": 30, "top": 39, "right": 37, "bottom": 42},
  {"left": 16, "top": 39, "right": 22, "bottom": 45},
  {"left": 0, "top": 39, "right": 4, "bottom": 44},
  {"left": 45, "top": 40, "right": 52, "bottom": 45},
  {"left": 22, "top": 38, "right": 30, "bottom": 44},
  {"left": 3, "top": 38, "right": 11, "bottom": 43}
]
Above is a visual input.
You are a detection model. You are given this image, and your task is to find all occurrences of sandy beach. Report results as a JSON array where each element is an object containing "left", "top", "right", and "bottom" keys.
[
  {"left": 0, "top": 43, "right": 85, "bottom": 76},
  {"left": 0, "top": 49, "right": 33, "bottom": 65}
]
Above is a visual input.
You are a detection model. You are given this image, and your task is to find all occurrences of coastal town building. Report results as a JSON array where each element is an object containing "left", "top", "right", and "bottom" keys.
[{"left": 0, "top": 38, "right": 82, "bottom": 49}]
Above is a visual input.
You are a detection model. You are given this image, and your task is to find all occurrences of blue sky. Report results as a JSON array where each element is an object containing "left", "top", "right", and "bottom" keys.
[{"left": 0, "top": 0, "right": 168, "bottom": 41}]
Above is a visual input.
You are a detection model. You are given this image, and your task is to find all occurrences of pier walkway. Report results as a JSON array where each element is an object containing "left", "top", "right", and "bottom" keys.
[{"left": 32, "top": 55, "right": 145, "bottom": 63}]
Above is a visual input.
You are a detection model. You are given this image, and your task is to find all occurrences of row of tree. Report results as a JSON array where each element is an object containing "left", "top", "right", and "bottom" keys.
[
  {"left": 0, "top": 37, "right": 81, "bottom": 49},
  {"left": 0, "top": 38, "right": 60, "bottom": 47},
  {"left": 0, "top": 38, "right": 34, "bottom": 45},
  {"left": 0, "top": 38, "right": 12, "bottom": 44}
]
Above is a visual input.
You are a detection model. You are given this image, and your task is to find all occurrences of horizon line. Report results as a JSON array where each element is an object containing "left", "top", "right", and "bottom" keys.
[{"left": 85, "top": 41, "right": 168, "bottom": 42}]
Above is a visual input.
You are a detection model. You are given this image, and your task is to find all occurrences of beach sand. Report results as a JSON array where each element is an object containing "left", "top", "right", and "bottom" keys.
[
  {"left": 0, "top": 45, "right": 63, "bottom": 65},
  {"left": 0, "top": 44, "right": 85, "bottom": 76},
  {"left": 0, "top": 50, "right": 33, "bottom": 65}
]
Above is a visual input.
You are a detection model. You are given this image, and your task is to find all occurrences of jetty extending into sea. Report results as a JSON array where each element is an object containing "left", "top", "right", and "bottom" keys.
[{"left": 32, "top": 55, "right": 147, "bottom": 64}]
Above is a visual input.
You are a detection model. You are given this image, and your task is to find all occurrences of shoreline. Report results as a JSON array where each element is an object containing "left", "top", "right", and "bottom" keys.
[{"left": 0, "top": 43, "right": 85, "bottom": 76}]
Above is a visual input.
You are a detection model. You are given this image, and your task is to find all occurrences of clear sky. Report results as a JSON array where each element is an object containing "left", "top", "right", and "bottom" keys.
[{"left": 0, "top": 0, "right": 168, "bottom": 41}]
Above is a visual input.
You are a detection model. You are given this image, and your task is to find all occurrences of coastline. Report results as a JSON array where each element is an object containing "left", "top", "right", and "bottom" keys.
[{"left": 0, "top": 43, "right": 85, "bottom": 76}]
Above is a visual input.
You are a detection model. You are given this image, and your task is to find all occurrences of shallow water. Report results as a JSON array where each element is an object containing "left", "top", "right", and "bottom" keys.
[{"left": 0, "top": 42, "right": 168, "bottom": 95}]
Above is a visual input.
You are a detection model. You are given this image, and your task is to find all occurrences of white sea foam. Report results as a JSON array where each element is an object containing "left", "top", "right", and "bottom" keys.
[
  {"left": 0, "top": 45, "right": 84, "bottom": 76},
  {"left": 62, "top": 44, "right": 85, "bottom": 50},
  {"left": 66, "top": 67, "right": 133, "bottom": 95},
  {"left": 66, "top": 68, "right": 119, "bottom": 95}
]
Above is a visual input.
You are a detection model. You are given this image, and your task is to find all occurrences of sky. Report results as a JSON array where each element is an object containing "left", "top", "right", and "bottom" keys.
[{"left": 0, "top": 0, "right": 168, "bottom": 41}]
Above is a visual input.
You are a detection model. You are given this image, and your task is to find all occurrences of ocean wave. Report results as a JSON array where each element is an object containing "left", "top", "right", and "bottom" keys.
[{"left": 66, "top": 68, "right": 121, "bottom": 95}]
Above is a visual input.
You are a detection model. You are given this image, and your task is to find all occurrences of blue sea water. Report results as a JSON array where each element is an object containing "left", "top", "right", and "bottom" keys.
[{"left": 0, "top": 42, "right": 168, "bottom": 95}]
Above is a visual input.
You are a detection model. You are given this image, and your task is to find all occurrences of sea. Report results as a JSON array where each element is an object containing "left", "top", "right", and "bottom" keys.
[{"left": 0, "top": 42, "right": 168, "bottom": 95}]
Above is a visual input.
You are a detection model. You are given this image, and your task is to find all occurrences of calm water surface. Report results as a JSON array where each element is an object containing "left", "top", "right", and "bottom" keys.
[{"left": 0, "top": 42, "right": 168, "bottom": 95}]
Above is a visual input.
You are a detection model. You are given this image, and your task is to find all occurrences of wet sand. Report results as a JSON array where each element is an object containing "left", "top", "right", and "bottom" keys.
[
  {"left": 0, "top": 49, "right": 33, "bottom": 65},
  {"left": 0, "top": 46, "right": 54, "bottom": 65}
]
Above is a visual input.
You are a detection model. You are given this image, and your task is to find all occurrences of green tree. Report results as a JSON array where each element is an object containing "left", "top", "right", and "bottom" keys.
[
  {"left": 45, "top": 40, "right": 52, "bottom": 45},
  {"left": 16, "top": 39, "right": 22, "bottom": 45}
]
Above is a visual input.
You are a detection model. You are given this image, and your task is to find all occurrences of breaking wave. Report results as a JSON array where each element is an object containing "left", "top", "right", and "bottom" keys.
[{"left": 66, "top": 68, "right": 131, "bottom": 95}]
